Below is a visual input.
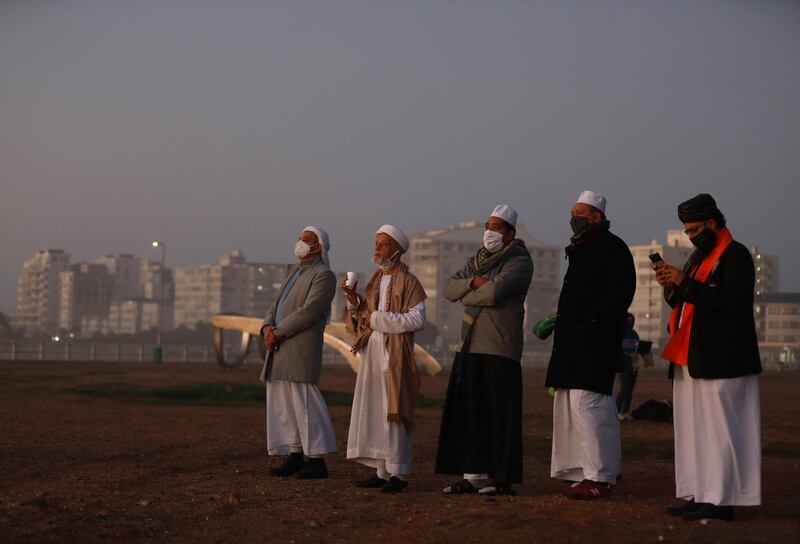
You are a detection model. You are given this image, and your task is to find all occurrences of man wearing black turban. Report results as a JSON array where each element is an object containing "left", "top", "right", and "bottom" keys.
[{"left": 654, "top": 194, "right": 762, "bottom": 522}]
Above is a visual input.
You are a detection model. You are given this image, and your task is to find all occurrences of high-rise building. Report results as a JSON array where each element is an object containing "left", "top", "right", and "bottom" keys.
[
  {"left": 406, "top": 221, "right": 560, "bottom": 356},
  {"left": 139, "top": 259, "right": 175, "bottom": 331},
  {"left": 250, "top": 262, "right": 291, "bottom": 319},
  {"left": 95, "top": 254, "right": 141, "bottom": 300},
  {"left": 107, "top": 298, "right": 168, "bottom": 335},
  {"left": 139, "top": 259, "right": 174, "bottom": 302},
  {"left": 754, "top": 292, "right": 799, "bottom": 369},
  {"left": 58, "top": 263, "right": 114, "bottom": 336},
  {"left": 751, "top": 247, "right": 779, "bottom": 296},
  {"left": 173, "top": 250, "right": 287, "bottom": 328},
  {"left": 13, "top": 249, "right": 71, "bottom": 334}
]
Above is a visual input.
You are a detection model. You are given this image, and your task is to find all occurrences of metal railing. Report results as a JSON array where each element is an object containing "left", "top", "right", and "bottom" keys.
[{"left": 0, "top": 340, "right": 350, "bottom": 366}]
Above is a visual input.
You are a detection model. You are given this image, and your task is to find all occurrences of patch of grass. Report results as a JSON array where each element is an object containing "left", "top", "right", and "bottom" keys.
[
  {"left": 65, "top": 383, "right": 265, "bottom": 406},
  {"left": 763, "top": 441, "right": 800, "bottom": 458},
  {"left": 64, "top": 383, "right": 445, "bottom": 409}
]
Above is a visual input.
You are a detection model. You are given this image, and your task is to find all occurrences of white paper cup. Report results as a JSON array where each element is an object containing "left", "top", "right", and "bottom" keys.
[{"left": 345, "top": 271, "right": 357, "bottom": 288}]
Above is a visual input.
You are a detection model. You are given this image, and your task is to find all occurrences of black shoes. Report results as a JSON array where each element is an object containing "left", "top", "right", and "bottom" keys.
[
  {"left": 666, "top": 499, "right": 703, "bottom": 516},
  {"left": 667, "top": 500, "right": 734, "bottom": 521},
  {"left": 353, "top": 474, "right": 389, "bottom": 488},
  {"left": 380, "top": 476, "right": 409, "bottom": 494},
  {"left": 269, "top": 452, "right": 305, "bottom": 477},
  {"left": 682, "top": 503, "right": 734, "bottom": 522},
  {"left": 295, "top": 458, "right": 329, "bottom": 479}
]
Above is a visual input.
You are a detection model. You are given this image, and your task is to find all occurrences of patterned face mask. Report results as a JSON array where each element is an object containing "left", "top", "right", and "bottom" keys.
[{"left": 570, "top": 215, "right": 591, "bottom": 236}]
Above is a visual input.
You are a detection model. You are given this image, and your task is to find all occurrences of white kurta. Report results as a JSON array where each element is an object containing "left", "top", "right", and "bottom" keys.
[
  {"left": 673, "top": 365, "right": 761, "bottom": 506},
  {"left": 266, "top": 379, "right": 337, "bottom": 456},
  {"left": 346, "top": 274, "right": 426, "bottom": 477},
  {"left": 550, "top": 388, "right": 621, "bottom": 485}
]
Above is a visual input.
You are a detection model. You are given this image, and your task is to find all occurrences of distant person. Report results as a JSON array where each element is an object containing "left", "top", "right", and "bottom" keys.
[
  {"left": 616, "top": 312, "right": 640, "bottom": 419},
  {"left": 655, "top": 194, "right": 761, "bottom": 521},
  {"left": 342, "top": 225, "right": 427, "bottom": 493},
  {"left": 260, "top": 226, "right": 337, "bottom": 479},
  {"left": 546, "top": 191, "right": 636, "bottom": 500},
  {"left": 435, "top": 204, "right": 533, "bottom": 496}
]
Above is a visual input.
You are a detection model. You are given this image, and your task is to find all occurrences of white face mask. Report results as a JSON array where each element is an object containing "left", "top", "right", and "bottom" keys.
[
  {"left": 483, "top": 230, "right": 504, "bottom": 253},
  {"left": 293, "top": 240, "right": 311, "bottom": 259},
  {"left": 372, "top": 250, "right": 400, "bottom": 271}
]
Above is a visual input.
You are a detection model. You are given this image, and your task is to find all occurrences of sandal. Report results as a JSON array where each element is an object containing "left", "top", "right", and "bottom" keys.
[
  {"left": 478, "top": 484, "right": 516, "bottom": 496},
  {"left": 442, "top": 479, "right": 479, "bottom": 494}
]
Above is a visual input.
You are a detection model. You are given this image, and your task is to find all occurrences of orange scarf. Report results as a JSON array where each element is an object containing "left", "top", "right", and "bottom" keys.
[{"left": 661, "top": 227, "right": 733, "bottom": 366}]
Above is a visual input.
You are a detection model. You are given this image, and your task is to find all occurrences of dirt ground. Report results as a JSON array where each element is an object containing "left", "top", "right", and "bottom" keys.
[{"left": 1, "top": 361, "right": 798, "bottom": 543}]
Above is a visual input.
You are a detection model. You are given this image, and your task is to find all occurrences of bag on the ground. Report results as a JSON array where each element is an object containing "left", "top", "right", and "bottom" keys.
[{"left": 631, "top": 399, "right": 673, "bottom": 423}]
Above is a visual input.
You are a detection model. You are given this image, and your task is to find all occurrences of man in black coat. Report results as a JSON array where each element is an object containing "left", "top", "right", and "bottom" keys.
[
  {"left": 655, "top": 194, "right": 761, "bottom": 522},
  {"left": 545, "top": 191, "right": 635, "bottom": 500}
]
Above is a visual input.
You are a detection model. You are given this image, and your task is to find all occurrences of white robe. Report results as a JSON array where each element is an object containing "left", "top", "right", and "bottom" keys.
[
  {"left": 673, "top": 365, "right": 761, "bottom": 506},
  {"left": 550, "top": 388, "right": 621, "bottom": 485},
  {"left": 265, "top": 379, "right": 337, "bottom": 456},
  {"left": 346, "top": 274, "right": 426, "bottom": 477}
]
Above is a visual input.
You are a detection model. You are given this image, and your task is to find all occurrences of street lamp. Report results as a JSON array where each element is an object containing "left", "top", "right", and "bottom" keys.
[{"left": 151, "top": 241, "right": 167, "bottom": 346}]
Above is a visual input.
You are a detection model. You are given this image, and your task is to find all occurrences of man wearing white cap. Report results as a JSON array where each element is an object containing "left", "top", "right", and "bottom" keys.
[
  {"left": 436, "top": 205, "right": 533, "bottom": 496},
  {"left": 342, "top": 225, "right": 427, "bottom": 493},
  {"left": 546, "top": 191, "right": 636, "bottom": 499},
  {"left": 260, "top": 226, "right": 338, "bottom": 479}
]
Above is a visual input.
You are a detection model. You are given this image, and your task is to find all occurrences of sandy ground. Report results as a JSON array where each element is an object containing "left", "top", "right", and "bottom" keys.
[{"left": 1, "top": 361, "right": 798, "bottom": 543}]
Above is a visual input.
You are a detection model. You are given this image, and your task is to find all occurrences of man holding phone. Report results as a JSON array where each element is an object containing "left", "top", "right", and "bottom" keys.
[{"left": 654, "top": 194, "right": 762, "bottom": 522}]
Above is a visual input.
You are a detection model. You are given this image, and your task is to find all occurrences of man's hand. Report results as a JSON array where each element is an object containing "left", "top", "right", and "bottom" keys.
[
  {"left": 341, "top": 278, "right": 359, "bottom": 305},
  {"left": 655, "top": 264, "right": 685, "bottom": 287},
  {"left": 470, "top": 276, "right": 490, "bottom": 290},
  {"left": 262, "top": 325, "right": 278, "bottom": 352}
]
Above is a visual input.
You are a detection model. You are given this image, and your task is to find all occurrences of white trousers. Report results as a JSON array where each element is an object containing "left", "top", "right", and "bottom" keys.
[
  {"left": 551, "top": 388, "right": 621, "bottom": 485},
  {"left": 346, "top": 334, "right": 412, "bottom": 477},
  {"left": 265, "top": 379, "right": 337, "bottom": 457},
  {"left": 673, "top": 365, "right": 761, "bottom": 506}
]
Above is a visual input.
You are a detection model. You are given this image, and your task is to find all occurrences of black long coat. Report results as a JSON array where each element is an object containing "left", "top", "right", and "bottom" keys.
[
  {"left": 545, "top": 227, "right": 636, "bottom": 395},
  {"left": 667, "top": 240, "right": 762, "bottom": 379}
]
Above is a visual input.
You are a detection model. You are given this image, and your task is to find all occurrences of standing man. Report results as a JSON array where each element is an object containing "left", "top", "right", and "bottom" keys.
[
  {"left": 260, "top": 226, "right": 338, "bottom": 479},
  {"left": 546, "top": 191, "right": 635, "bottom": 500},
  {"left": 436, "top": 204, "right": 533, "bottom": 497},
  {"left": 343, "top": 225, "right": 427, "bottom": 494},
  {"left": 655, "top": 194, "right": 761, "bottom": 521}
]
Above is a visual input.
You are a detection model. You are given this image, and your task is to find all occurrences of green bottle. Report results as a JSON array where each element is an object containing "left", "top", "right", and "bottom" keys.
[{"left": 532, "top": 314, "right": 557, "bottom": 340}]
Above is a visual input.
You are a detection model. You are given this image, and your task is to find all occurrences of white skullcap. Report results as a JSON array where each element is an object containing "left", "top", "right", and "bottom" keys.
[
  {"left": 490, "top": 204, "right": 518, "bottom": 228},
  {"left": 576, "top": 191, "right": 607, "bottom": 215},
  {"left": 375, "top": 224, "right": 409, "bottom": 253},
  {"left": 303, "top": 225, "right": 330, "bottom": 267}
]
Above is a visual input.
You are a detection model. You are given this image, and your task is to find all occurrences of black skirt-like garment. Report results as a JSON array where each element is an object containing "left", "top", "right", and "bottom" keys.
[{"left": 435, "top": 352, "right": 523, "bottom": 485}]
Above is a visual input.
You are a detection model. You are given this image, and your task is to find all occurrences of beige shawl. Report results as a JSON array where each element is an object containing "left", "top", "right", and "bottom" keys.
[{"left": 343, "top": 262, "right": 427, "bottom": 431}]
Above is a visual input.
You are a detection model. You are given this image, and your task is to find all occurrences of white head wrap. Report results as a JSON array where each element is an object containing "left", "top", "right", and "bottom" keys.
[
  {"left": 490, "top": 204, "right": 518, "bottom": 228},
  {"left": 375, "top": 224, "right": 409, "bottom": 253},
  {"left": 576, "top": 191, "right": 607, "bottom": 215},
  {"left": 303, "top": 225, "right": 330, "bottom": 267}
]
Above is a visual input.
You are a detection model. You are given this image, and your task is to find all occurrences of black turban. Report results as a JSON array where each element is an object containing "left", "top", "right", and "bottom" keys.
[{"left": 677, "top": 193, "right": 721, "bottom": 223}]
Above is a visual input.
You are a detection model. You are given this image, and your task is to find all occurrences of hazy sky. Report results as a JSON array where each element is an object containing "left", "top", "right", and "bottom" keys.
[{"left": 1, "top": 0, "right": 799, "bottom": 313}]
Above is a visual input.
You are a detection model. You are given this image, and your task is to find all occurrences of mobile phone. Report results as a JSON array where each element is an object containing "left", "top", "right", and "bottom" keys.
[{"left": 648, "top": 252, "right": 663, "bottom": 264}]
